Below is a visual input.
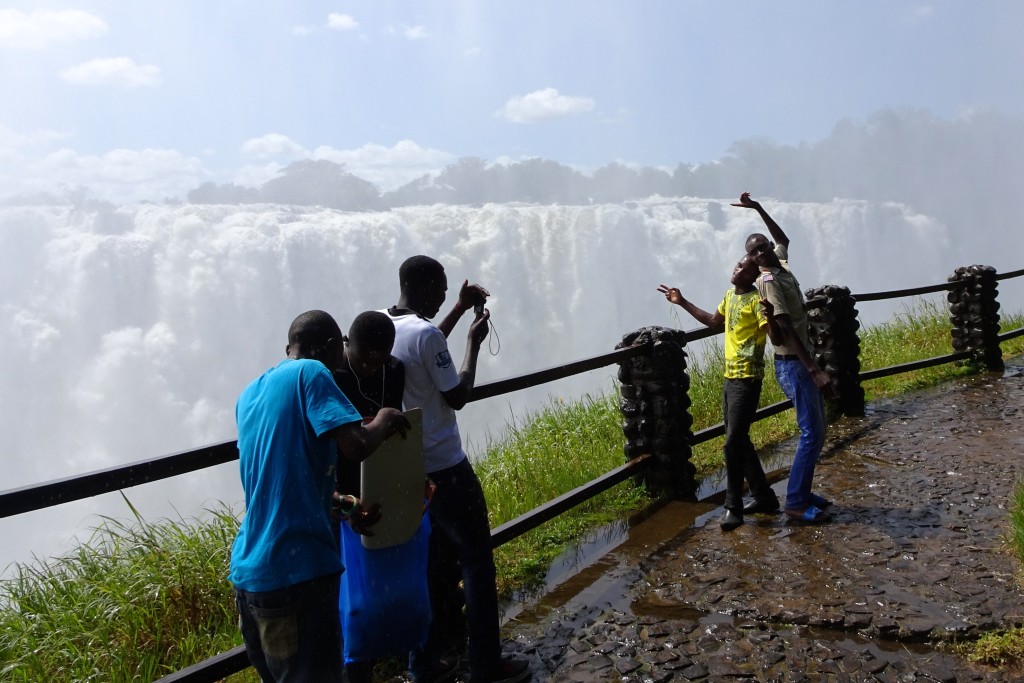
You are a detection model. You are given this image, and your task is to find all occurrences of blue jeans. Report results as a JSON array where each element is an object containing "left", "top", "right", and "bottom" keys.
[
  {"left": 722, "top": 377, "right": 774, "bottom": 512},
  {"left": 774, "top": 358, "right": 826, "bottom": 510},
  {"left": 235, "top": 572, "right": 344, "bottom": 683},
  {"left": 410, "top": 456, "right": 502, "bottom": 682}
]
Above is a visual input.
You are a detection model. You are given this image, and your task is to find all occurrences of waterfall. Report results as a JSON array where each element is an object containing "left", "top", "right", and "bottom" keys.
[{"left": 0, "top": 196, "right": 989, "bottom": 570}]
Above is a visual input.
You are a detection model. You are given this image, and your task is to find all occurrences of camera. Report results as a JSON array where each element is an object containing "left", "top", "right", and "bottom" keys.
[{"left": 473, "top": 292, "right": 487, "bottom": 316}]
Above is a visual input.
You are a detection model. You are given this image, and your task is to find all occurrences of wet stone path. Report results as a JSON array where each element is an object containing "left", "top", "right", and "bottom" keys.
[{"left": 499, "top": 363, "right": 1024, "bottom": 682}]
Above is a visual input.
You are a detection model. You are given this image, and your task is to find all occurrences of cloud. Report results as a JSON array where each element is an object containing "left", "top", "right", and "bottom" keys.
[
  {"left": 59, "top": 57, "right": 161, "bottom": 88},
  {"left": 234, "top": 162, "right": 285, "bottom": 189},
  {"left": 327, "top": 14, "right": 359, "bottom": 31},
  {"left": 0, "top": 8, "right": 107, "bottom": 50},
  {"left": 311, "top": 140, "right": 455, "bottom": 190},
  {"left": 240, "top": 134, "right": 308, "bottom": 160},
  {"left": 0, "top": 145, "right": 207, "bottom": 203},
  {"left": 496, "top": 88, "right": 595, "bottom": 123},
  {"left": 464, "top": 47, "right": 481, "bottom": 57},
  {"left": 403, "top": 25, "right": 428, "bottom": 40},
  {"left": 0, "top": 122, "right": 70, "bottom": 151}
]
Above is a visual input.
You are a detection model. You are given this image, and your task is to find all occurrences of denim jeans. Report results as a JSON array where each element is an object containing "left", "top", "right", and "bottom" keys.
[
  {"left": 410, "top": 456, "right": 502, "bottom": 682},
  {"left": 774, "top": 358, "right": 826, "bottom": 510},
  {"left": 722, "top": 377, "right": 775, "bottom": 512},
  {"left": 235, "top": 572, "right": 344, "bottom": 683}
]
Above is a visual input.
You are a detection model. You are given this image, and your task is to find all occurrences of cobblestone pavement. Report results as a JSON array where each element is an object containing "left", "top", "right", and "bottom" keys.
[{"left": 495, "top": 362, "right": 1024, "bottom": 682}]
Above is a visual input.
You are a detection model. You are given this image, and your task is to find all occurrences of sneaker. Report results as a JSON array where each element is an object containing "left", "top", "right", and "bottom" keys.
[
  {"left": 742, "top": 497, "right": 781, "bottom": 515},
  {"left": 719, "top": 509, "right": 744, "bottom": 532},
  {"left": 475, "top": 654, "right": 530, "bottom": 683}
]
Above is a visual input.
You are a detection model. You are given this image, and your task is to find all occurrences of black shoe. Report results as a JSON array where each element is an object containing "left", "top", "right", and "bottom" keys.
[
  {"left": 743, "top": 498, "right": 781, "bottom": 515},
  {"left": 476, "top": 655, "right": 530, "bottom": 683},
  {"left": 719, "top": 510, "right": 744, "bottom": 531},
  {"left": 416, "top": 656, "right": 460, "bottom": 683}
]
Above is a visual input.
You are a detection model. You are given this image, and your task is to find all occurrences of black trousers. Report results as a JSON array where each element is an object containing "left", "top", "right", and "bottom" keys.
[{"left": 722, "top": 377, "right": 775, "bottom": 512}]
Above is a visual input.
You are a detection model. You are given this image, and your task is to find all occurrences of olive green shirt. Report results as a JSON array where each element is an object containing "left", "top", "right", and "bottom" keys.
[{"left": 756, "top": 244, "right": 811, "bottom": 357}]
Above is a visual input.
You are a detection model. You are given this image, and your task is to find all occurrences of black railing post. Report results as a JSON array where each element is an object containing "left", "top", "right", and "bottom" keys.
[
  {"left": 616, "top": 326, "right": 696, "bottom": 499},
  {"left": 948, "top": 265, "right": 1003, "bottom": 372},
  {"left": 805, "top": 285, "right": 865, "bottom": 416}
]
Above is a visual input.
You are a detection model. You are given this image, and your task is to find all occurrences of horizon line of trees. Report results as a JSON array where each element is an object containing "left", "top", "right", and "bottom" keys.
[
  {"left": 4, "top": 108, "right": 1023, "bottom": 231},
  {"left": 184, "top": 108, "right": 1024, "bottom": 228}
]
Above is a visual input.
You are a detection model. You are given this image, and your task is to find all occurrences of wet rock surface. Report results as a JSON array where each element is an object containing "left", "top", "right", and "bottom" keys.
[{"left": 500, "top": 364, "right": 1024, "bottom": 681}]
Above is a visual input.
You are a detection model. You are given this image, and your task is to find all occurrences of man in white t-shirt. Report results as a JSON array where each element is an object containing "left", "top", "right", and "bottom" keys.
[{"left": 384, "top": 255, "right": 530, "bottom": 683}]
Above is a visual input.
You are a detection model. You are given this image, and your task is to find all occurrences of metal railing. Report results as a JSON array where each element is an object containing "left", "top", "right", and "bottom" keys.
[{"left": 2, "top": 267, "right": 1022, "bottom": 682}]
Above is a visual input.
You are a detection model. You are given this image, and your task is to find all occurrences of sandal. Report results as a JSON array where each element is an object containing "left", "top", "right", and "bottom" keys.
[
  {"left": 784, "top": 504, "right": 832, "bottom": 524},
  {"left": 810, "top": 494, "right": 833, "bottom": 509}
]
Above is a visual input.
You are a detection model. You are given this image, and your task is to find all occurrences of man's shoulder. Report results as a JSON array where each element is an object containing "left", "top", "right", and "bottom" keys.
[{"left": 394, "top": 314, "right": 444, "bottom": 342}]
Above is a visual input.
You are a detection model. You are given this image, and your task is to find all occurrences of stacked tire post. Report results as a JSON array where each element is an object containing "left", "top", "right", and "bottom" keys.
[
  {"left": 804, "top": 285, "right": 865, "bottom": 417},
  {"left": 948, "top": 265, "right": 1004, "bottom": 372},
  {"left": 615, "top": 326, "right": 696, "bottom": 500}
]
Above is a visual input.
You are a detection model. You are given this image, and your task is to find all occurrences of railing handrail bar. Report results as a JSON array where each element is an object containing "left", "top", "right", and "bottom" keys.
[
  {"left": 859, "top": 350, "right": 972, "bottom": 381},
  {"left": 995, "top": 267, "right": 1024, "bottom": 281},
  {"left": 0, "top": 442, "right": 239, "bottom": 520},
  {"left": 154, "top": 646, "right": 248, "bottom": 683},
  {"left": 852, "top": 265, "right": 1024, "bottom": 302},
  {"left": 489, "top": 453, "right": 654, "bottom": 547},
  {"left": 851, "top": 281, "right": 954, "bottom": 302},
  {"left": 999, "top": 325, "right": 1024, "bottom": 343},
  {"left": 470, "top": 343, "right": 649, "bottom": 402}
]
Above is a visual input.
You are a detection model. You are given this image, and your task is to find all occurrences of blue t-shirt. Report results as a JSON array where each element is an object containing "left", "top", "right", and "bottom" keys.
[{"left": 230, "top": 358, "right": 362, "bottom": 592}]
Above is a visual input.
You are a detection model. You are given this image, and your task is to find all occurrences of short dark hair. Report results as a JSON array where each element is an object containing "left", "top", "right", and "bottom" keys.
[
  {"left": 288, "top": 310, "right": 341, "bottom": 347},
  {"left": 348, "top": 311, "right": 395, "bottom": 352},
  {"left": 399, "top": 255, "right": 445, "bottom": 292}
]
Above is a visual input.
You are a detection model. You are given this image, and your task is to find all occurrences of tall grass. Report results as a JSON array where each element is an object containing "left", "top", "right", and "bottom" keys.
[
  {"left": 2, "top": 300, "right": 1023, "bottom": 681},
  {"left": 0, "top": 498, "right": 245, "bottom": 682}
]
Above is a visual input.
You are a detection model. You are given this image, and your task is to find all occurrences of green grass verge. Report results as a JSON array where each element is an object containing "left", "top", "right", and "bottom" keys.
[
  {"left": 1, "top": 298, "right": 1023, "bottom": 681},
  {"left": 0, "top": 496, "right": 244, "bottom": 682}
]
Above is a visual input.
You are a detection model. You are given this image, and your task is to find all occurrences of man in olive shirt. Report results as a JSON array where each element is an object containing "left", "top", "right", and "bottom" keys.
[{"left": 734, "top": 193, "right": 836, "bottom": 524}]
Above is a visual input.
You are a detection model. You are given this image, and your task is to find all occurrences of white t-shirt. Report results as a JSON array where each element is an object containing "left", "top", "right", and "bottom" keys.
[{"left": 383, "top": 310, "right": 465, "bottom": 473}]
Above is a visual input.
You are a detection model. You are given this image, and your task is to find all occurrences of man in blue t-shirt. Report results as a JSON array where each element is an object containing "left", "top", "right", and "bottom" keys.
[{"left": 231, "top": 309, "right": 409, "bottom": 682}]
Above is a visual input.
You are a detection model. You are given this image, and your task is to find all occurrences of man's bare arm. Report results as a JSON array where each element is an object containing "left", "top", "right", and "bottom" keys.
[
  {"left": 657, "top": 285, "right": 725, "bottom": 330},
  {"left": 332, "top": 407, "right": 410, "bottom": 462},
  {"left": 731, "top": 192, "right": 790, "bottom": 247},
  {"left": 441, "top": 308, "right": 489, "bottom": 410}
]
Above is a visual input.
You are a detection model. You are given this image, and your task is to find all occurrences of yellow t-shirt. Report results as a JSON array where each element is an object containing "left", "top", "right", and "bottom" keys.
[{"left": 716, "top": 287, "right": 768, "bottom": 379}]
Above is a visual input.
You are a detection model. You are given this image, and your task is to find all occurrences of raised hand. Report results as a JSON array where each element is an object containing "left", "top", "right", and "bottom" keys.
[
  {"left": 657, "top": 284, "right": 684, "bottom": 306},
  {"left": 456, "top": 279, "right": 490, "bottom": 313},
  {"left": 730, "top": 191, "right": 759, "bottom": 209}
]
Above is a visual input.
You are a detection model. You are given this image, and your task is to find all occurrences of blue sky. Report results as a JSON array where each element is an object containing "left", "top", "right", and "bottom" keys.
[{"left": 2, "top": 1, "right": 1023, "bottom": 202}]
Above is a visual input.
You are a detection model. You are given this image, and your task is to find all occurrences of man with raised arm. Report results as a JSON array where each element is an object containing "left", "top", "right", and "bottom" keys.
[
  {"left": 384, "top": 255, "right": 530, "bottom": 683},
  {"left": 230, "top": 309, "right": 410, "bottom": 682},
  {"left": 734, "top": 192, "right": 836, "bottom": 525},
  {"left": 658, "top": 256, "right": 779, "bottom": 531}
]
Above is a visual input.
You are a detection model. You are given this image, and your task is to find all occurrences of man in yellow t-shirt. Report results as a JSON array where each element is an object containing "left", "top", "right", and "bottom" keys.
[{"left": 658, "top": 256, "right": 779, "bottom": 531}]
